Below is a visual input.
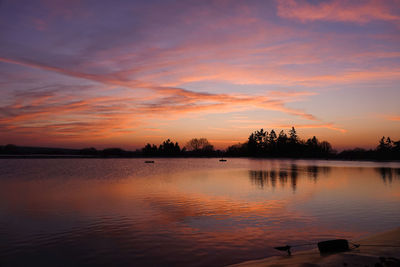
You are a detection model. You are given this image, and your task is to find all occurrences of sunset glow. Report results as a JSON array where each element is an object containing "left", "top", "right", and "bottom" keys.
[{"left": 1, "top": 0, "right": 399, "bottom": 149}]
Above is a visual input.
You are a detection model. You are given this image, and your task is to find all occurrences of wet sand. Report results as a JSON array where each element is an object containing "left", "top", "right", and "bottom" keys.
[{"left": 229, "top": 227, "right": 400, "bottom": 267}]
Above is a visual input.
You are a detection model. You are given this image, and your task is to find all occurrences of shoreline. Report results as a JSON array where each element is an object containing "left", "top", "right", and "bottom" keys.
[
  {"left": 229, "top": 227, "right": 400, "bottom": 267},
  {"left": 0, "top": 155, "right": 399, "bottom": 163}
]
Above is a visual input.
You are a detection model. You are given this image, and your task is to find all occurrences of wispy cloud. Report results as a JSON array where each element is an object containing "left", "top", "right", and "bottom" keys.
[
  {"left": 277, "top": 0, "right": 400, "bottom": 23},
  {"left": 274, "top": 123, "right": 347, "bottom": 133},
  {"left": 385, "top": 115, "right": 400, "bottom": 121},
  {"left": 0, "top": 59, "right": 320, "bottom": 143}
]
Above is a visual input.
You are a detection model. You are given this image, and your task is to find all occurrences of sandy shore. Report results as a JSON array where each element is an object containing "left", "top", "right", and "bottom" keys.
[{"left": 229, "top": 227, "right": 400, "bottom": 267}]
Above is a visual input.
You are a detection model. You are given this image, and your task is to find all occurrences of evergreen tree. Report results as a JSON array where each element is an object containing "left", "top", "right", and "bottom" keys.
[
  {"left": 289, "top": 127, "right": 298, "bottom": 144},
  {"left": 269, "top": 129, "right": 277, "bottom": 145},
  {"left": 386, "top": 137, "right": 393, "bottom": 149},
  {"left": 142, "top": 143, "right": 158, "bottom": 155},
  {"left": 159, "top": 139, "right": 181, "bottom": 155},
  {"left": 277, "top": 130, "right": 287, "bottom": 143},
  {"left": 377, "top": 136, "right": 387, "bottom": 151},
  {"left": 248, "top": 133, "right": 257, "bottom": 155}
]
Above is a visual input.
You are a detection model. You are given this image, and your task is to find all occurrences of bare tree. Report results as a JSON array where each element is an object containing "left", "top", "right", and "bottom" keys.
[{"left": 185, "top": 138, "right": 214, "bottom": 152}]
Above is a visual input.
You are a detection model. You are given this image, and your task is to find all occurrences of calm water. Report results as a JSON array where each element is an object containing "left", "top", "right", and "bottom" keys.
[{"left": 0, "top": 158, "right": 400, "bottom": 266}]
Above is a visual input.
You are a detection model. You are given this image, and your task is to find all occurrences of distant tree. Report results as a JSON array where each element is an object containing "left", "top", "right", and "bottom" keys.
[
  {"left": 338, "top": 135, "right": 400, "bottom": 160},
  {"left": 276, "top": 130, "right": 289, "bottom": 156},
  {"left": 159, "top": 139, "right": 181, "bottom": 155},
  {"left": 377, "top": 136, "right": 392, "bottom": 159},
  {"left": 393, "top": 140, "right": 400, "bottom": 158},
  {"left": 268, "top": 129, "right": 277, "bottom": 145},
  {"left": 289, "top": 127, "right": 298, "bottom": 144},
  {"left": 277, "top": 130, "right": 288, "bottom": 144},
  {"left": 174, "top": 142, "right": 181, "bottom": 153},
  {"left": 246, "top": 129, "right": 270, "bottom": 155},
  {"left": 394, "top": 140, "right": 400, "bottom": 152},
  {"left": 241, "top": 127, "right": 337, "bottom": 158},
  {"left": 247, "top": 133, "right": 257, "bottom": 155},
  {"left": 377, "top": 136, "right": 387, "bottom": 151},
  {"left": 376, "top": 136, "right": 400, "bottom": 159},
  {"left": 306, "top": 136, "right": 319, "bottom": 147},
  {"left": 185, "top": 138, "right": 214, "bottom": 152},
  {"left": 255, "top": 129, "right": 268, "bottom": 147},
  {"left": 142, "top": 143, "right": 158, "bottom": 155},
  {"left": 226, "top": 143, "right": 247, "bottom": 156},
  {"left": 386, "top": 137, "right": 393, "bottom": 149},
  {"left": 320, "top": 141, "right": 333, "bottom": 154}
]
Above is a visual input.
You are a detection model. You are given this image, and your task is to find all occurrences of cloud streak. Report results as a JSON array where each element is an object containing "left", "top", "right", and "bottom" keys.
[
  {"left": 0, "top": 55, "right": 319, "bottom": 130},
  {"left": 0, "top": 57, "right": 321, "bottom": 145},
  {"left": 277, "top": 0, "right": 400, "bottom": 23},
  {"left": 274, "top": 123, "right": 347, "bottom": 133},
  {"left": 386, "top": 116, "right": 400, "bottom": 121}
]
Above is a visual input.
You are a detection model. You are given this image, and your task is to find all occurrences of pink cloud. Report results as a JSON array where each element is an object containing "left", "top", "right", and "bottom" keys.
[
  {"left": 277, "top": 0, "right": 400, "bottom": 23},
  {"left": 274, "top": 123, "right": 347, "bottom": 133},
  {"left": 0, "top": 56, "right": 319, "bottom": 123},
  {"left": 0, "top": 76, "right": 319, "bottom": 146},
  {"left": 32, "top": 18, "right": 48, "bottom": 31},
  {"left": 386, "top": 115, "right": 400, "bottom": 121}
]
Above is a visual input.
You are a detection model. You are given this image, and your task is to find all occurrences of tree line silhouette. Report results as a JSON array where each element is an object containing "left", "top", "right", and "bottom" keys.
[
  {"left": 1, "top": 127, "right": 399, "bottom": 160},
  {"left": 142, "top": 138, "right": 219, "bottom": 157},
  {"left": 226, "top": 127, "right": 334, "bottom": 158},
  {"left": 338, "top": 136, "right": 400, "bottom": 160}
]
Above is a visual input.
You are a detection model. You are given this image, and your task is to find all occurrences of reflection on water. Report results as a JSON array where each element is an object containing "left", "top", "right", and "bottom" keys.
[
  {"left": 0, "top": 158, "right": 400, "bottom": 267},
  {"left": 249, "top": 165, "right": 332, "bottom": 191},
  {"left": 249, "top": 169, "right": 294, "bottom": 190},
  {"left": 376, "top": 167, "right": 400, "bottom": 184}
]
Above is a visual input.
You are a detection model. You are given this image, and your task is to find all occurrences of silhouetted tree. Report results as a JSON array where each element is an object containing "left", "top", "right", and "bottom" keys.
[
  {"left": 304, "top": 136, "right": 333, "bottom": 157},
  {"left": 377, "top": 136, "right": 387, "bottom": 151},
  {"left": 232, "top": 127, "right": 336, "bottom": 158},
  {"left": 320, "top": 141, "right": 333, "bottom": 155},
  {"left": 267, "top": 129, "right": 276, "bottom": 155},
  {"left": 386, "top": 137, "right": 393, "bottom": 149},
  {"left": 3, "top": 130, "right": 398, "bottom": 160},
  {"left": 159, "top": 139, "right": 181, "bottom": 156},
  {"left": 275, "top": 130, "right": 289, "bottom": 156},
  {"left": 376, "top": 136, "right": 400, "bottom": 159},
  {"left": 247, "top": 133, "right": 258, "bottom": 155},
  {"left": 255, "top": 128, "right": 268, "bottom": 150},
  {"left": 337, "top": 136, "right": 400, "bottom": 160},
  {"left": 268, "top": 129, "right": 276, "bottom": 144},
  {"left": 289, "top": 127, "right": 298, "bottom": 144},
  {"left": 394, "top": 140, "right": 400, "bottom": 152},
  {"left": 142, "top": 143, "right": 158, "bottom": 156},
  {"left": 277, "top": 130, "right": 288, "bottom": 144},
  {"left": 226, "top": 143, "right": 248, "bottom": 156},
  {"left": 185, "top": 138, "right": 214, "bottom": 155},
  {"left": 393, "top": 140, "right": 400, "bottom": 159}
]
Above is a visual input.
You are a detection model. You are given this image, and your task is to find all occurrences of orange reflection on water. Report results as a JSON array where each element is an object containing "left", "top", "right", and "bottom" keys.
[{"left": 0, "top": 159, "right": 399, "bottom": 266}]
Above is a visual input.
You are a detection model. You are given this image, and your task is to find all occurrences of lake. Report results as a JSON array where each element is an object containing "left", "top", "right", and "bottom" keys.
[{"left": 0, "top": 158, "right": 399, "bottom": 266}]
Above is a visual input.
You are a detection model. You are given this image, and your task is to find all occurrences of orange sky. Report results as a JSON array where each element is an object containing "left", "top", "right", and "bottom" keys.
[{"left": 0, "top": 0, "right": 399, "bottom": 150}]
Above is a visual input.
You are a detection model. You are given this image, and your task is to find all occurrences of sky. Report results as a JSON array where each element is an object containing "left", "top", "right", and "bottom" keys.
[{"left": 0, "top": 0, "right": 399, "bottom": 150}]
